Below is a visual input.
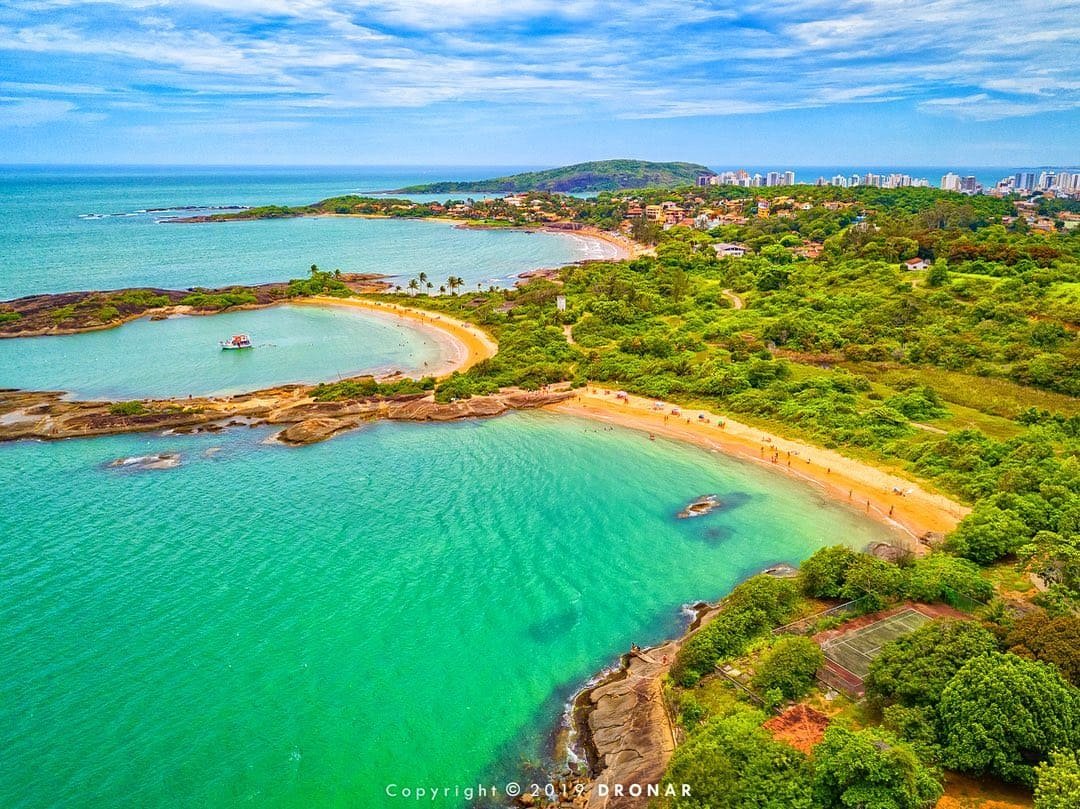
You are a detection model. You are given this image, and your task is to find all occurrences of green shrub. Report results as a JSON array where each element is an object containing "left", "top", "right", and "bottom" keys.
[
  {"left": 812, "top": 725, "right": 943, "bottom": 809},
  {"left": 658, "top": 709, "right": 814, "bottom": 808},
  {"left": 672, "top": 576, "right": 800, "bottom": 686},
  {"left": 752, "top": 636, "right": 824, "bottom": 701},
  {"left": 1035, "top": 750, "right": 1080, "bottom": 809},
  {"left": 864, "top": 620, "right": 998, "bottom": 710},
  {"left": 108, "top": 401, "right": 148, "bottom": 416},
  {"left": 799, "top": 545, "right": 860, "bottom": 598},
  {"left": 938, "top": 652, "right": 1080, "bottom": 785},
  {"left": 903, "top": 554, "right": 993, "bottom": 606}
]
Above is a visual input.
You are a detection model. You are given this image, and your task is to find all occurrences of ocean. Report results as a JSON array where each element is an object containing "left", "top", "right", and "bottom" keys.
[
  {"left": 0, "top": 166, "right": 899, "bottom": 808},
  {"left": 0, "top": 166, "right": 616, "bottom": 300},
  {"left": 0, "top": 303, "right": 450, "bottom": 400},
  {"left": 0, "top": 413, "right": 896, "bottom": 808}
]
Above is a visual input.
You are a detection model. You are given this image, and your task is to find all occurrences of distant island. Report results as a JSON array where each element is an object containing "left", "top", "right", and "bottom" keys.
[{"left": 389, "top": 159, "right": 715, "bottom": 193}]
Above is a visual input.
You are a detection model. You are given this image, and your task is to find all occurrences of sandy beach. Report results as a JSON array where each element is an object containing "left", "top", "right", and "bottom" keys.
[
  {"left": 299, "top": 295, "right": 497, "bottom": 379},
  {"left": 550, "top": 387, "right": 969, "bottom": 545}
]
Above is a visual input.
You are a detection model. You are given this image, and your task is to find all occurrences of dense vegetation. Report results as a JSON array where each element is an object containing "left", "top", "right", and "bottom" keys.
[
  {"left": 392, "top": 159, "right": 715, "bottom": 193},
  {"left": 386, "top": 186, "right": 1080, "bottom": 614},
  {"left": 657, "top": 542, "right": 1080, "bottom": 809},
  {"left": 364, "top": 189, "right": 1077, "bottom": 805}
]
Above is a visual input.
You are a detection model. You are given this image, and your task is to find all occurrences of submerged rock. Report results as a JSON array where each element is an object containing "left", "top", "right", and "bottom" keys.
[
  {"left": 677, "top": 494, "right": 720, "bottom": 519},
  {"left": 762, "top": 562, "right": 799, "bottom": 578},
  {"left": 107, "top": 452, "right": 181, "bottom": 470}
]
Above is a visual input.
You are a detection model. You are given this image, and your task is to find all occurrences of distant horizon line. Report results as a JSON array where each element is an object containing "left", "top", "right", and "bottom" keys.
[{"left": 2, "top": 161, "right": 1076, "bottom": 170}]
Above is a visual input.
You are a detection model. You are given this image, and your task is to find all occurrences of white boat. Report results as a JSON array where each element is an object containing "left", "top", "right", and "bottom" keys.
[{"left": 220, "top": 334, "right": 253, "bottom": 350}]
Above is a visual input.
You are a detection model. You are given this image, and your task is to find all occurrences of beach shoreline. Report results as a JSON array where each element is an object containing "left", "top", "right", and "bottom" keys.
[
  {"left": 292, "top": 296, "right": 497, "bottom": 379},
  {"left": 548, "top": 387, "right": 969, "bottom": 545}
]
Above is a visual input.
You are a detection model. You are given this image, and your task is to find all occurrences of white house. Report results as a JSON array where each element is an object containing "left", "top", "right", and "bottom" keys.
[
  {"left": 903, "top": 257, "right": 930, "bottom": 271},
  {"left": 713, "top": 242, "right": 747, "bottom": 258}
]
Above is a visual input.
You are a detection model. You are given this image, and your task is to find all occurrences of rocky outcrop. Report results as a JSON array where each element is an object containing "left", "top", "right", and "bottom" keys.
[
  {"left": 562, "top": 601, "right": 725, "bottom": 809},
  {"left": 581, "top": 643, "right": 679, "bottom": 809},
  {"left": 277, "top": 417, "right": 359, "bottom": 445},
  {"left": 0, "top": 386, "right": 574, "bottom": 445},
  {"left": 676, "top": 494, "right": 720, "bottom": 519}
]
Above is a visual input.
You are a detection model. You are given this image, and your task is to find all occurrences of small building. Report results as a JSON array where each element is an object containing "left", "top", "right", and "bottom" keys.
[
  {"left": 903, "top": 257, "right": 929, "bottom": 271},
  {"left": 556, "top": 294, "right": 566, "bottom": 312},
  {"left": 713, "top": 242, "right": 747, "bottom": 258}
]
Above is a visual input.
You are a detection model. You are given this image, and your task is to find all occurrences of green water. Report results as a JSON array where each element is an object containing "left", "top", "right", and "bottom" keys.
[
  {"left": 0, "top": 305, "right": 447, "bottom": 399},
  {"left": 0, "top": 413, "right": 896, "bottom": 808}
]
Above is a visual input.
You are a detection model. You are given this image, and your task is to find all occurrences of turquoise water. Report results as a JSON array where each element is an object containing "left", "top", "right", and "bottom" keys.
[
  {"left": 0, "top": 413, "right": 897, "bottom": 808},
  {"left": 0, "top": 167, "right": 613, "bottom": 299},
  {"left": 0, "top": 304, "right": 447, "bottom": 399}
]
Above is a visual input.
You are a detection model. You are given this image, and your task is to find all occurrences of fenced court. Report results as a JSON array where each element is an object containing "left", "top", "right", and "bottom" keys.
[{"left": 819, "top": 607, "right": 931, "bottom": 680}]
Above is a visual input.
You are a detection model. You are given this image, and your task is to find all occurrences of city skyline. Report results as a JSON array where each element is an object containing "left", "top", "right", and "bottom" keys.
[{"left": 0, "top": 1, "right": 1078, "bottom": 165}]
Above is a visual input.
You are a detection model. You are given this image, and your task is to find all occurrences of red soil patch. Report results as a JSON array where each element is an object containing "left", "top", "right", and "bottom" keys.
[{"left": 763, "top": 704, "right": 831, "bottom": 755}]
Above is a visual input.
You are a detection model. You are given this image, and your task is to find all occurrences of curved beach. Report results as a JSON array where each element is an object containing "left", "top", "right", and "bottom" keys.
[
  {"left": 549, "top": 387, "right": 969, "bottom": 542},
  {"left": 298, "top": 295, "right": 497, "bottom": 378}
]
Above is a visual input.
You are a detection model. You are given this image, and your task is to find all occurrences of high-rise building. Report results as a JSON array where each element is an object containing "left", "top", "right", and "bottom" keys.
[
  {"left": 960, "top": 175, "right": 980, "bottom": 193},
  {"left": 941, "top": 172, "right": 962, "bottom": 192},
  {"left": 1014, "top": 172, "right": 1036, "bottom": 192},
  {"left": 783, "top": 170, "right": 796, "bottom": 185},
  {"left": 766, "top": 171, "right": 781, "bottom": 187}
]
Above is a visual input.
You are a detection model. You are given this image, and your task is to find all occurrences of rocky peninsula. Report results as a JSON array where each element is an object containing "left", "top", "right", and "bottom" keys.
[{"left": 0, "top": 385, "right": 572, "bottom": 445}]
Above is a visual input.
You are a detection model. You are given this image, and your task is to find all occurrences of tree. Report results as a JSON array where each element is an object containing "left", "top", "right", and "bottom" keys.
[
  {"left": 799, "top": 545, "right": 860, "bottom": 598},
  {"left": 671, "top": 575, "right": 801, "bottom": 686},
  {"left": 839, "top": 555, "right": 906, "bottom": 611},
  {"left": 938, "top": 652, "right": 1080, "bottom": 785},
  {"left": 1004, "top": 612, "right": 1080, "bottom": 685},
  {"left": 812, "top": 726, "right": 943, "bottom": 809},
  {"left": 864, "top": 620, "right": 998, "bottom": 710},
  {"left": 903, "top": 554, "right": 993, "bottom": 606},
  {"left": 1035, "top": 750, "right": 1080, "bottom": 809},
  {"left": 407, "top": 278, "right": 419, "bottom": 296},
  {"left": 658, "top": 710, "right": 814, "bottom": 809},
  {"left": 945, "top": 503, "right": 1030, "bottom": 564},
  {"left": 925, "top": 260, "right": 949, "bottom": 287},
  {"left": 752, "top": 636, "right": 824, "bottom": 701}
]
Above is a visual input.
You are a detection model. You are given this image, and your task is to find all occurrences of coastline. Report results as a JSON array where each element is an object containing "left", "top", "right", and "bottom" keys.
[
  {"left": 188, "top": 209, "right": 638, "bottom": 263},
  {"left": 548, "top": 387, "right": 968, "bottom": 544},
  {"left": 291, "top": 296, "right": 497, "bottom": 379}
]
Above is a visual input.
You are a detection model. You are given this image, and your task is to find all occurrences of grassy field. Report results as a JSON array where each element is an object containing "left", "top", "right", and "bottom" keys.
[{"left": 845, "top": 363, "right": 1080, "bottom": 419}]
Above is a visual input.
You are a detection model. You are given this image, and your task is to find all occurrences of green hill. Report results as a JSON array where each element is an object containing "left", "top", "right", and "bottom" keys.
[{"left": 392, "top": 159, "right": 715, "bottom": 194}]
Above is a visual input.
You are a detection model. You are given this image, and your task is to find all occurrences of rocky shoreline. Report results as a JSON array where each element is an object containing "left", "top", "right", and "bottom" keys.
[
  {"left": 530, "top": 600, "right": 723, "bottom": 809},
  {"left": 0, "top": 385, "right": 573, "bottom": 445},
  {"left": 0, "top": 277, "right": 391, "bottom": 339}
]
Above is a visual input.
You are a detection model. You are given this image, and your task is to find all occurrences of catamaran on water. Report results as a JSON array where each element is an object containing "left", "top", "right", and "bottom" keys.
[{"left": 220, "top": 334, "right": 253, "bottom": 350}]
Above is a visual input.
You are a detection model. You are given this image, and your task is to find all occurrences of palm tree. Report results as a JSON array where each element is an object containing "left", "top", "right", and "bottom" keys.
[
  {"left": 451, "top": 276, "right": 465, "bottom": 295},
  {"left": 418, "top": 272, "right": 428, "bottom": 288},
  {"left": 439, "top": 285, "right": 446, "bottom": 295},
  {"left": 407, "top": 279, "right": 419, "bottom": 296},
  {"left": 426, "top": 282, "right": 433, "bottom": 295}
]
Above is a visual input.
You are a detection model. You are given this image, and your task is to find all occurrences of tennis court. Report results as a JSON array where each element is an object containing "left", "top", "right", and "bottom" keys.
[{"left": 819, "top": 608, "right": 930, "bottom": 680}]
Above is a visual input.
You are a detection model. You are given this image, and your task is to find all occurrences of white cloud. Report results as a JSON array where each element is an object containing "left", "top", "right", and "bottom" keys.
[
  {"left": 0, "top": 95, "right": 103, "bottom": 125},
  {"left": 0, "top": 0, "right": 1077, "bottom": 125}
]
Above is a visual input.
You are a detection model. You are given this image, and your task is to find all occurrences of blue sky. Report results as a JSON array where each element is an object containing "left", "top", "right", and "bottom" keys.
[{"left": 0, "top": 0, "right": 1078, "bottom": 166}]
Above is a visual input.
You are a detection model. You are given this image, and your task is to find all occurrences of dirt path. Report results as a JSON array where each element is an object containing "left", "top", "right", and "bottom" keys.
[{"left": 721, "top": 289, "right": 745, "bottom": 309}]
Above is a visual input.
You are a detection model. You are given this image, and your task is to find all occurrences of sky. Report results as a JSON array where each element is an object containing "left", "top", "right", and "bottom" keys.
[{"left": 0, "top": 0, "right": 1078, "bottom": 167}]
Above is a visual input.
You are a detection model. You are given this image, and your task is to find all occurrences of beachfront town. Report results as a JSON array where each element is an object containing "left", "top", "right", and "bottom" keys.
[
  {"left": 395, "top": 168, "right": 1080, "bottom": 241},
  {"left": 697, "top": 167, "right": 1080, "bottom": 197}
]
